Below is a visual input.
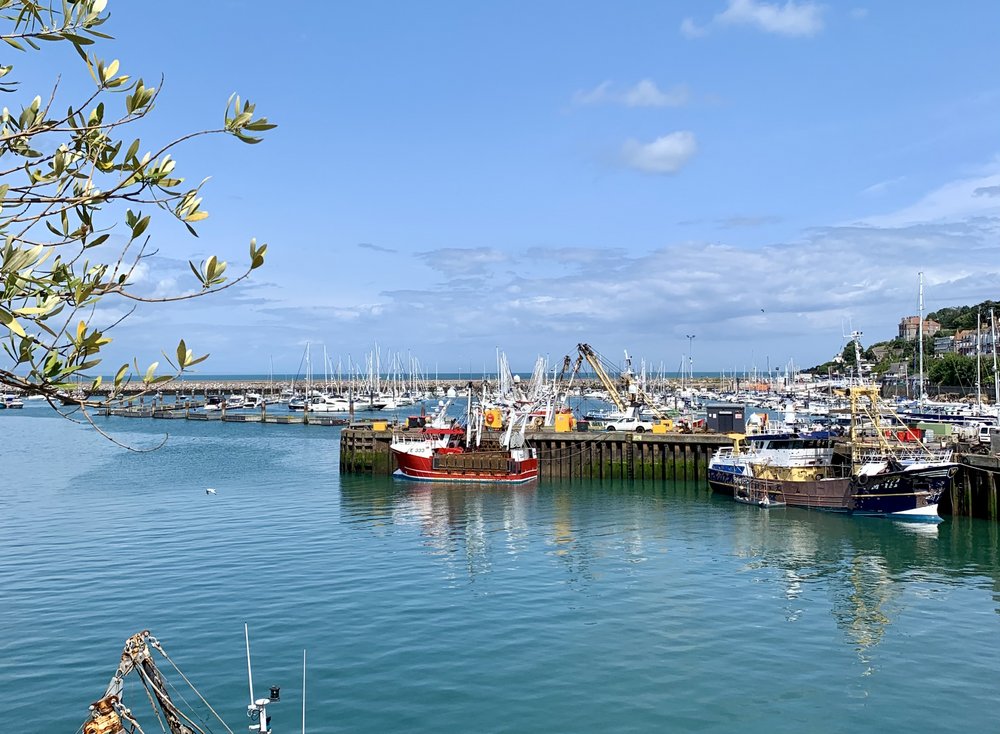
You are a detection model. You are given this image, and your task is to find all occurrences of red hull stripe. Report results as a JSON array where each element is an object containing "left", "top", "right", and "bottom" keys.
[{"left": 393, "top": 451, "right": 538, "bottom": 484}]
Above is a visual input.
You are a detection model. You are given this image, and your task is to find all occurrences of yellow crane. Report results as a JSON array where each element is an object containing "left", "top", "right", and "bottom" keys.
[
  {"left": 577, "top": 343, "right": 630, "bottom": 413},
  {"left": 576, "top": 343, "right": 675, "bottom": 429}
]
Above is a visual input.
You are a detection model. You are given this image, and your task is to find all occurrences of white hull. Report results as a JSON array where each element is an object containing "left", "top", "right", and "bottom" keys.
[{"left": 886, "top": 503, "right": 941, "bottom": 522}]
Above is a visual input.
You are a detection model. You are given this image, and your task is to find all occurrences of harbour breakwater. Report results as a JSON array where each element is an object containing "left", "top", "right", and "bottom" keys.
[{"left": 70, "top": 376, "right": 726, "bottom": 399}]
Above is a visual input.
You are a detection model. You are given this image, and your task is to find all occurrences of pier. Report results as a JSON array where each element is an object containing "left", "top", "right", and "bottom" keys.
[
  {"left": 339, "top": 427, "right": 732, "bottom": 481},
  {"left": 100, "top": 402, "right": 349, "bottom": 426},
  {"left": 947, "top": 454, "right": 1000, "bottom": 521},
  {"left": 340, "top": 426, "right": 1000, "bottom": 522}
]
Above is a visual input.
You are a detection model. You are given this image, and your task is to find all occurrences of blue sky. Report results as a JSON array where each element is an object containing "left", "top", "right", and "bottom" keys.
[{"left": 15, "top": 1, "right": 1000, "bottom": 375}]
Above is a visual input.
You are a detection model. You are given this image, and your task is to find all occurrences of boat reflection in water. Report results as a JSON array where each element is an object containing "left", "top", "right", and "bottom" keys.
[
  {"left": 340, "top": 475, "right": 1000, "bottom": 675},
  {"left": 725, "top": 502, "right": 970, "bottom": 671}
]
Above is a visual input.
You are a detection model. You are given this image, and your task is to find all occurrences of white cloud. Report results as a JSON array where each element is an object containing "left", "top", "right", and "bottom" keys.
[
  {"left": 860, "top": 176, "right": 906, "bottom": 197},
  {"left": 680, "top": 18, "right": 708, "bottom": 39},
  {"left": 850, "top": 7, "right": 869, "bottom": 20},
  {"left": 682, "top": 0, "right": 825, "bottom": 38},
  {"left": 624, "top": 80, "right": 690, "bottom": 108},
  {"left": 337, "top": 213, "right": 1000, "bottom": 371},
  {"left": 573, "top": 79, "right": 689, "bottom": 108},
  {"left": 573, "top": 81, "right": 612, "bottom": 105},
  {"left": 81, "top": 166, "right": 1000, "bottom": 373},
  {"left": 415, "top": 247, "right": 509, "bottom": 276},
  {"left": 621, "top": 131, "right": 698, "bottom": 174},
  {"left": 860, "top": 168, "right": 1000, "bottom": 227}
]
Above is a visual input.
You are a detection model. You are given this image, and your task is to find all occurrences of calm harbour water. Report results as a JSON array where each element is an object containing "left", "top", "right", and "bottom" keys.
[{"left": 4, "top": 403, "right": 1000, "bottom": 733}]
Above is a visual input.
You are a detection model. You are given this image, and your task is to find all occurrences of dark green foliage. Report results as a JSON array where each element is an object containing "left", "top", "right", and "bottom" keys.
[
  {"left": 927, "top": 353, "right": 997, "bottom": 386},
  {"left": 928, "top": 300, "right": 1000, "bottom": 331}
]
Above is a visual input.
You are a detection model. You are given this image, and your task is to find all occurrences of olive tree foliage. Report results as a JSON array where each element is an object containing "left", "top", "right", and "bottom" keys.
[{"left": 0, "top": 0, "right": 273, "bottom": 409}]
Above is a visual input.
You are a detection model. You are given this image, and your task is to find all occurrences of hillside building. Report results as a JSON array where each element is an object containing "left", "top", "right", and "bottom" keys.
[{"left": 898, "top": 316, "right": 941, "bottom": 341}]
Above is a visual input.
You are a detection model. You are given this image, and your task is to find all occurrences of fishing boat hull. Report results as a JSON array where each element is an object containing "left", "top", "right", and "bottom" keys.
[
  {"left": 850, "top": 464, "right": 956, "bottom": 520},
  {"left": 710, "top": 465, "right": 953, "bottom": 519},
  {"left": 392, "top": 449, "right": 538, "bottom": 483}
]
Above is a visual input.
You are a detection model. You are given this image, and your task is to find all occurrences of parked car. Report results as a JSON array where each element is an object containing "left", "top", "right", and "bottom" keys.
[
  {"left": 979, "top": 424, "right": 1000, "bottom": 445},
  {"left": 605, "top": 417, "right": 655, "bottom": 433}
]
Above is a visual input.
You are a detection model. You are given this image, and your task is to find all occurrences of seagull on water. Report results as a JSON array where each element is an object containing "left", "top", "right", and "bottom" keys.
[{"left": 206, "top": 488, "right": 217, "bottom": 495}]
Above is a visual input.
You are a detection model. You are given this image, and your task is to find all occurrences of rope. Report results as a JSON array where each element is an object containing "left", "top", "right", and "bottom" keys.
[
  {"left": 133, "top": 661, "right": 208, "bottom": 734},
  {"left": 138, "top": 671, "right": 168, "bottom": 733},
  {"left": 152, "top": 642, "right": 236, "bottom": 734},
  {"left": 162, "top": 675, "right": 219, "bottom": 734},
  {"left": 117, "top": 704, "right": 149, "bottom": 734}
]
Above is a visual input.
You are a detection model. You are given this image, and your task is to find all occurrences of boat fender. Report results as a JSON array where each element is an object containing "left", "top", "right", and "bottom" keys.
[
  {"left": 855, "top": 473, "right": 868, "bottom": 486},
  {"left": 948, "top": 466, "right": 959, "bottom": 478}
]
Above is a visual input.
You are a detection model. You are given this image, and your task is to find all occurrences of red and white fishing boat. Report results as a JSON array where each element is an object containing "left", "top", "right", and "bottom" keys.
[{"left": 390, "top": 403, "right": 538, "bottom": 483}]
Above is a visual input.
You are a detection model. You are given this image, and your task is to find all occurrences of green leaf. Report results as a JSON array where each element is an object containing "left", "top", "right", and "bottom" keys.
[
  {"left": 0, "top": 308, "right": 26, "bottom": 337},
  {"left": 131, "top": 214, "right": 150, "bottom": 239}
]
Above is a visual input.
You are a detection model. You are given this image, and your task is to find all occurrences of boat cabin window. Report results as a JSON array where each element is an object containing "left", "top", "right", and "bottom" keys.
[{"left": 767, "top": 439, "right": 833, "bottom": 450}]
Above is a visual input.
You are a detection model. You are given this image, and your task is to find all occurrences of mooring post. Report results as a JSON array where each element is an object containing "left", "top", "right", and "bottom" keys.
[
  {"left": 626, "top": 433, "right": 634, "bottom": 480},
  {"left": 988, "top": 470, "right": 997, "bottom": 521}
]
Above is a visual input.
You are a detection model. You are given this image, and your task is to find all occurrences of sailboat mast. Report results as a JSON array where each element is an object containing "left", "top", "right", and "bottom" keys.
[
  {"left": 976, "top": 310, "right": 982, "bottom": 410},
  {"left": 918, "top": 272, "right": 925, "bottom": 407},
  {"left": 992, "top": 308, "right": 999, "bottom": 409}
]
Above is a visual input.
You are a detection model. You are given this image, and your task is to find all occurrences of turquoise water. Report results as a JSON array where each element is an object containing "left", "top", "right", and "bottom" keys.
[{"left": 4, "top": 404, "right": 1000, "bottom": 733}]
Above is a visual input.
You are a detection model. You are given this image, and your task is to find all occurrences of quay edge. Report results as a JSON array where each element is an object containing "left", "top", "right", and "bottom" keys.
[
  {"left": 339, "top": 427, "right": 732, "bottom": 482},
  {"left": 341, "top": 426, "right": 1000, "bottom": 522}
]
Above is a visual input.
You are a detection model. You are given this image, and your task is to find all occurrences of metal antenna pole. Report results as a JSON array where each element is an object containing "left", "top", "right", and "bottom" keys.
[{"left": 245, "top": 624, "right": 255, "bottom": 705}]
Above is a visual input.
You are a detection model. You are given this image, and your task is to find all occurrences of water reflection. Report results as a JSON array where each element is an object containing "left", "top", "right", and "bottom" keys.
[
  {"left": 728, "top": 504, "right": 1000, "bottom": 669},
  {"left": 339, "top": 477, "right": 538, "bottom": 579},
  {"left": 339, "top": 477, "right": 1000, "bottom": 662},
  {"left": 338, "top": 477, "right": 687, "bottom": 585}
]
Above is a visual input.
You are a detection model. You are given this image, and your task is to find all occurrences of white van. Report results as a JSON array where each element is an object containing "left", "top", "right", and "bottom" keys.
[{"left": 978, "top": 424, "right": 1000, "bottom": 445}]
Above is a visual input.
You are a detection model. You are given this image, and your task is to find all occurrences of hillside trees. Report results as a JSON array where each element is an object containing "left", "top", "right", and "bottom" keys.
[
  {"left": 927, "top": 353, "right": 979, "bottom": 387},
  {"left": 0, "top": 0, "right": 273, "bottom": 406},
  {"left": 928, "top": 301, "right": 1000, "bottom": 332}
]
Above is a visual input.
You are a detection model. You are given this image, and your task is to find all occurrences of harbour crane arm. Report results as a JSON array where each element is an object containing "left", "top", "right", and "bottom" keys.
[
  {"left": 565, "top": 353, "right": 584, "bottom": 391},
  {"left": 556, "top": 355, "right": 572, "bottom": 382},
  {"left": 577, "top": 343, "right": 627, "bottom": 413}
]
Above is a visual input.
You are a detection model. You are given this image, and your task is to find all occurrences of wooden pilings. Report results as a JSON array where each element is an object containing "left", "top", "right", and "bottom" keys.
[
  {"left": 524, "top": 431, "right": 729, "bottom": 483},
  {"left": 943, "top": 455, "right": 1000, "bottom": 521}
]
